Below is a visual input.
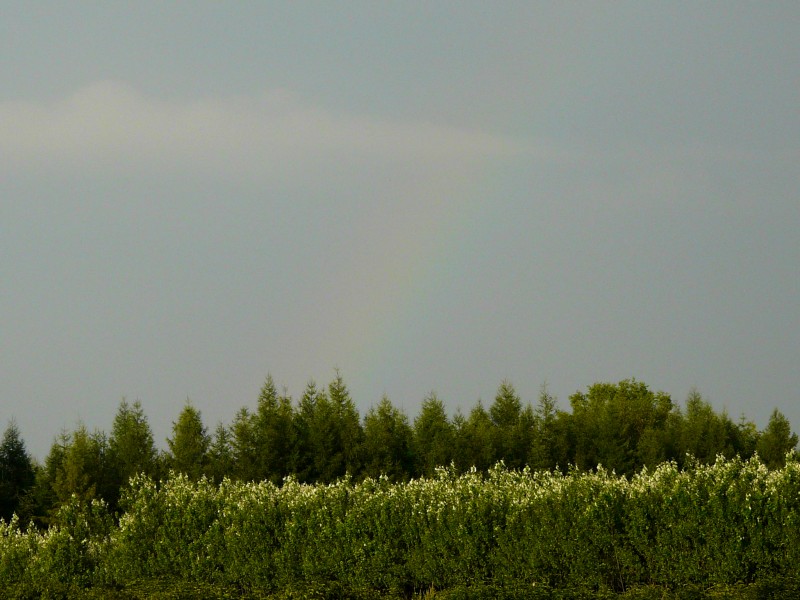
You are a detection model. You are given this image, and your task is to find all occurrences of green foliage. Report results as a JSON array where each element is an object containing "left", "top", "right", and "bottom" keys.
[
  {"left": 107, "top": 399, "right": 159, "bottom": 509},
  {"left": 167, "top": 402, "right": 210, "bottom": 481},
  {"left": 0, "top": 420, "right": 35, "bottom": 522},
  {"left": 361, "top": 396, "right": 414, "bottom": 481},
  {"left": 52, "top": 426, "right": 108, "bottom": 508},
  {"left": 252, "top": 375, "right": 295, "bottom": 484},
  {"left": 2, "top": 457, "right": 800, "bottom": 596},
  {"left": 206, "top": 423, "right": 234, "bottom": 484},
  {"left": 569, "top": 379, "right": 677, "bottom": 476},
  {"left": 230, "top": 406, "right": 258, "bottom": 481},
  {"left": 756, "top": 409, "right": 798, "bottom": 469},
  {"left": 412, "top": 393, "right": 454, "bottom": 478},
  {"left": 488, "top": 381, "right": 532, "bottom": 470},
  {"left": 9, "top": 371, "right": 800, "bottom": 600},
  {"left": 454, "top": 402, "right": 495, "bottom": 473},
  {"left": 677, "top": 389, "right": 726, "bottom": 464}
]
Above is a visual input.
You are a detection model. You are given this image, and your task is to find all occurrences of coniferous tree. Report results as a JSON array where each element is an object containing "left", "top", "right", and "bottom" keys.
[
  {"left": 167, "top": 402, "right": 210, "bottom": 480},
  {"left": 310, "top": 371, "right": 363, "bottom": 482},
  {"left": 292, "top": 381, "right": 322, "bottom": 482},
  {"left": 757, "top": 409, "right": 798, "bottom": 469},
  {"left": 412, "top": 392, "right": 454, "bottom": 477},
  {"left": 730, "top": 414, "right": 760, "bottom": 460},
  {"left": 517, "top": 403, "right": 537, "bottom": 468},
  {"left": 207, "top": 423, "right": 234, "bottom": 484},
  {"left": 678, "top": 388, "right": 729, "bottom": 466},
  {"left": 52, "top": 424, "right": 108, "bottom": 507},
  {"left": 529, "top": 384, "right": 562, "bottom": 471},
  {"left": 231, "top": 407, "right": 258, "bottom": 481},
  {"left": 455, "top": 400, "right": 495, "bottom": 472},
  {"left": 361, "top": 395, "right": 414, "bottom": 481},
  {"left": 25, "top": 431, "right": 69, "bottom": 527},
  {"left": 489, "top": 381, "right": 529, "bottom": 469},
  {"left": 108, "top": 399, "right": 159, "bottom": 502},
  {"left": 0, "top": 420, "right": 35, "bottom": 522},
  {"left": 252, "top": 375, "right": 295, "bottom": 484}
]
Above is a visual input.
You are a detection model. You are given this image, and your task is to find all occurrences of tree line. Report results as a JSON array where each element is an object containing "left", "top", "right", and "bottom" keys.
[{"left": 1, "top": 374, "right": 797, "bottom": 526}]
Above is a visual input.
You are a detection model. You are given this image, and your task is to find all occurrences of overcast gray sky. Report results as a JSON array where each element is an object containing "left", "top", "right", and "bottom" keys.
[{"left": 2, "top": 3, "right": 798, "bottom": 459}]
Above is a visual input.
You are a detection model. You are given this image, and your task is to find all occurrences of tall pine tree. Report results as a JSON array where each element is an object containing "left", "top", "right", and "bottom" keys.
[
  {"left": 0, "top": 420, "right": 35, "bottom": 521},
  {"left": 167, "top": 402, "right": 210, "bottom": 480}
]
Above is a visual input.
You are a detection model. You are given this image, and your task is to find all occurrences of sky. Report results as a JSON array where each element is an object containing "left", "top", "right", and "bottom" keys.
[{"left": 2, "top": 3, "right": 798, "bottom": 460}]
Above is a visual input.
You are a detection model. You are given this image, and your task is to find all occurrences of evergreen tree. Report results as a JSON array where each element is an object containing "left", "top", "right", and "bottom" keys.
[
  {"left": 252, "top": 375, "right": 295, "bottom": 484},
  {"left": 730, "top": 414, "right": 760, "bottom": 460},
  {"left": 455, "top": 400, "right": 495, "bottom": 472},
  {"left": 231, "top": 407, "right": 258, "bottom": 481},
  {"left": 412, "top": 392, "right": 454, "bottom": 477},
  {"left": 303, "top": 371, "right": 363, "bottom": 483},
  {"left": 329, "top": 371, "right": 363, "bottom": 477},
  {"left": 207, "top": 423, "right": 234, "bottom": 484},
  {"left": 529, "top": 384, "right": 562, "bottom": 471},
  {"left": 678, "top": 388, "right": 729, "bottom": 466},
  {"left": 108, "top": 398, "right": 159, "bottom": 500},
  {"left": 52, "top": 424, "right": 108, "bottom": 506},
  {"left": 25, "top": 431, "right": 69, "bottom": 527},
  {"left": 757, "top": 408, "right": 798, "bottom": 469},
  {"left": 361, "top": 395, "right": 414, "bottom": 481},
  {"left": 167, "top": 402, "right": 210, "bottom": 480},
  {"left": 0, "top": 420, "right": 35, "bottom": 521},
  {"left": 488, "top": 381, "right": 529, "bottom": 469},
  {"left": 292, "top": 381, "right": 322, "bottom": 482}
]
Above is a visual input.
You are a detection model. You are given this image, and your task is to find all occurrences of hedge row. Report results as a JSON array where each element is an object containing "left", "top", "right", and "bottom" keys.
[{"left": 1, "top": 456, "right": 799, "bottom": 596}]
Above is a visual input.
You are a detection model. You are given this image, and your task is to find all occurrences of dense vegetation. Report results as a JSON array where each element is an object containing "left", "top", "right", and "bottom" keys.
[
  {"left": 1, "top": 375, "right": 797, "bottom": 526},
  {"left": 2, "top": 458, "right": 800, "bottom": 598},
  {"left": 1, "top": 375, "right": 798, "bottom": 597}
]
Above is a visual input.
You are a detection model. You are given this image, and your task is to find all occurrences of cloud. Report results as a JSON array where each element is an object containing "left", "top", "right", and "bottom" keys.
[{"left": 1, "top": 81, "right": 530, "bottom": 180}]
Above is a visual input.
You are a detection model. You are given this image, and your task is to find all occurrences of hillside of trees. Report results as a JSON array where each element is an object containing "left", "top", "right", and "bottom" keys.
[{"left": 1, "top": 374, "right": 797, "bottom": 527}]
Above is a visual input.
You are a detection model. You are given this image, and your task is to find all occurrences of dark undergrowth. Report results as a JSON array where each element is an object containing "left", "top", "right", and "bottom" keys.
[{"left": 2, "top": 580, "right": 799, "bottom": 600}]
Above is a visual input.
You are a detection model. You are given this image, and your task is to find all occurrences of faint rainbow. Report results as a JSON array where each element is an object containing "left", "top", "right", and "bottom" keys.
[{"left": 342, "top": 165, "right": 499, "bottom": 405}]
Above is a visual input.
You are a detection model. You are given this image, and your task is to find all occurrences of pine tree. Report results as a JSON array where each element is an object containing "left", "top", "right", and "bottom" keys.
[
  {"left": 108, "top": 399, "right": 159, "bottom": 490},
  {"left": 412, "top": 392, "right": 454, "bottom": 477},
  {"left": 52, "top": 424, "right": 107, "bottom": 506},
  {"left": 252, "top": 375, "right": 295, "bottom": 484},
  {"left": 678, "top": 388, "right": 729, "bottom": 466},
  {"left": 529, "top": 384, "right": 561, "bottom": 471},
  {"left": 167, "top": 402, "right": 210, "bottom": 480},
  {"left": 362, "top": 395, "right": 414, "bottom": 481},
  {"left": 231, "top": 407, "right": 258, "bottom": 481},
  {"left": 455, "top": 400, "right": 495, "bottom": 472},
  {"left": 757, "top": 409, "right": 799, "bottom": 469},
  {"left": 207, "top": 423, "right": 234, "bottom": 484},
  {"left": 327, "top": 370, "right": 363, "bottom": 479},
  {"left": 0, "top": 420, "right": 35, "bottom": 521},
  {"left": 489, "top": 381, "right": 528, "bottom": 469},
  {"left": 292, "top": 380, "right": 322, "bottom": 482}
]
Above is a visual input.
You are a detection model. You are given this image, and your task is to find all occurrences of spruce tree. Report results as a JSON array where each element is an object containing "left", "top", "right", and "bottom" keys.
[
  {"left": 489, "top": 381, "right": 529, "bottom": 469},
  {"left": 412, "top": 392, "right": 454, "bottom": 477},
  {"left": 167, "top": 402, "right": 210, "bottom": 480},
  {"left": 108, "top": 399, "right": 159, "bottom": 492},
  {"left": 362, "top": 395, "right": 414, "bottom": 481},
  {"left": 0, "top": 420, "right": 35, "bottom": 521},
  {"left": 757, "top": 409, "right": 798, "bottom": 469},
  {"left": 52, "top": 424, "right": 107, "bottom": 506},
  {"left": 207, "top": 423, "right": 234, "bottom": 484},
  {"left": 252, "top": 375, "right": 295, "bottom": 484}
]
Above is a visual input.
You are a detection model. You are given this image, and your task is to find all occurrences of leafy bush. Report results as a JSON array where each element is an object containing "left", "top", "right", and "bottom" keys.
[{"left": 2, "top": 456, "right": 800, "bottom": 596}]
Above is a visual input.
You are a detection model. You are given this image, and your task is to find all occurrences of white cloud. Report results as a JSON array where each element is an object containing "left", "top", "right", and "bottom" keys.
[{"left": 1, "top": 81, "right": 531, "bottom": 180}]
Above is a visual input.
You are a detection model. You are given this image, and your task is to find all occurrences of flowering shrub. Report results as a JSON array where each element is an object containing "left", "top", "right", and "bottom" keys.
[{"left": 1, "top": 456, "right": 799, "bottom": 595}]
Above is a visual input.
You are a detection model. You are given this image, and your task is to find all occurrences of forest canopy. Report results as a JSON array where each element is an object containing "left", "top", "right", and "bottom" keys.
[{"left": 1, "top": 375, "right": 797, "bottom": 526}]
